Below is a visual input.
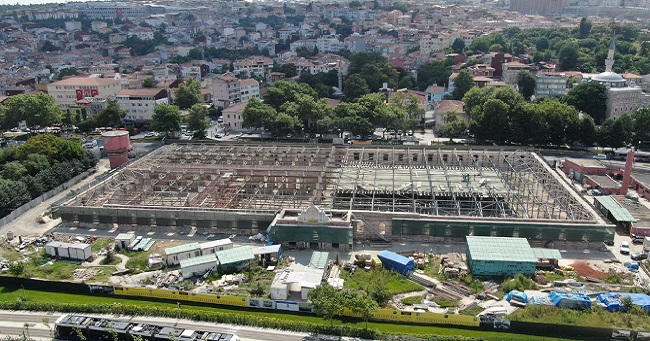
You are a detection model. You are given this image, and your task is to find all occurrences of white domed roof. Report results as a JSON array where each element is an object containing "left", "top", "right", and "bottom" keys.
[{"left": 593, "top": 71, "right": 625, "bottom": 83}]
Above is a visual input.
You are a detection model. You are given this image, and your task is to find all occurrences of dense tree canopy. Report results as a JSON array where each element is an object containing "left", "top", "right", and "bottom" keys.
[
  {"left": 451, "top": 70, "right": 475, "bottom": 100},
  {"left": 563, "top": 82, "right": 607, "bottom": 124},
  {"left": 187, "top": 104, "right": 210, "bottom": 138},
  {"left": 151, "top": 104, "right": 182, "bottom": 135},
  {"left": 263, "top": 80, "right": 318, "bottom": 111},
  {"left": 0, "top": 93, "right": 61, "bottom": 129},
  {"left": 174, "top": 78, "right": 202, "bottom": 110},
  {"left": 516, "top": 71, "right": 536, "bottom": 101},
  {"left": 94, "top": 99, "right": 125, "bottom": 127},
  {"left": 347, "top": 52, "right": 399, "bottom": 92}
]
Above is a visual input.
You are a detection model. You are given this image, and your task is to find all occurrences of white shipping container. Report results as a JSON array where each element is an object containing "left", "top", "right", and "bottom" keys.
[{"left": 68, "top": 244, "right": 92, "bottom": 261}]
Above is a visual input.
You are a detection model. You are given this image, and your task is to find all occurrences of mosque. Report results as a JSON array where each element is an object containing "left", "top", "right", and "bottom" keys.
[{"left": 588, "top": 39, "right": 650, "bottom": 119}]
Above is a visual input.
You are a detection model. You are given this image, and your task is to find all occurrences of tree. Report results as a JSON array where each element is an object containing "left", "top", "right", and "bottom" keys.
[
  {"left": 151, "top": 104, "right": 182, "bottom": 136},
  {"left": 57, "top": 67, "right": 78, "bottom": 80},
  {"left": 516, "top": 71, "right": 536, "bottom": 101},
  {"left": 620, "top": 296, "right": 634, "bottom": 326},
  {"left": 187, "top": 104, "right": 209, "bottom": 138},
  {"left": 0, "top": 180, "right": 31, "bottom": 217},
  {"left": 632, "top": 107, "right": 650, "bottom": 144},
  {"left": 0, "top": 93, "right": 62, "bottom": 129},
  {"left": 469, "top": 36, "right": 490, "bottom": 53},
  {"left": 343, "top": 74, "right": 370, "bottom": 100},
  {"left": 142, "top": 77, "right": 157, "bottom": 88},
  {"left": 41, "top": 40, "right": 59, "bottom": 52},
  {"left": 451, "top": 38, "right": 466, "bottom": 54},
  {"left": 307, "top": 283, "right": 344, "bottom": 326},
  {"left": 416, "top": 60, "right": 451, "bottom": 89},
  {"left": 242, "top": 98, "right": 277, "bottom": 130},
  {"left": 579, "top": 17, "right": 592, "bottom": 39},
  {"left": 280, "top": 94, "right": 332, "bottom": 131},
  {"left": 563, "top": 82, "right": 607, "bottom": 124},
  {"left": 347, "top": 291, "right": 379, "bottom": 330},
  {"left": 1, "top": 161, "right": 28, "bottom": 181},
  {"left": 263, "top": 80, "right": 318, "bottom": 111},
  {"left": 188, "top": 48, "right": 203, "bottom": 60},
  {"left": 442, "top": 111, "right": 468, "bottom": 138},
  {"left": 268, "top": 112, "right": 303, "bottom": 136},
  {"left": 389, "top": 92, "right": 424, "bottom": 129},
  {"left": 451, "top": 70, "right": 474, "bottom": 100},
  {"left": 578, "top": 115, "right": 597, "bottom": 148},
  {"left": 598, "top": 117, "right": 627, "bottom": 148},
  {"left": 94, "top": 99, "right": 125, "bottom": 127},
  {"left": 557, "top": 41, "right": 579, "bottom": 71},
  {"left": 17, "top": 134, "right": 87, "bottom": 163},
  {"left": 347, "top": 52, "right": 399, "bottom": 91},
  {"left": 174, "top": 78, "right": 202, "bottom": 110},
  {"left": 474, "top": 98, "right": 511, "bottom": 143}
]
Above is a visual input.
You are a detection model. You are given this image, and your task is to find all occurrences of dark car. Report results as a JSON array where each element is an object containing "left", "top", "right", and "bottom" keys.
[
  {"left": 632, "top": 235, "right": 645, "bottom": 244},
  {"left": 631, "top": 252, "right": 648, "bottom": 261}
]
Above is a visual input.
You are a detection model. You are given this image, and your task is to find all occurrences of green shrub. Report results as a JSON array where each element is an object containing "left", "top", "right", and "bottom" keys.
[{"left": 501, "top": 274, "right": 536, "bottom": 293}]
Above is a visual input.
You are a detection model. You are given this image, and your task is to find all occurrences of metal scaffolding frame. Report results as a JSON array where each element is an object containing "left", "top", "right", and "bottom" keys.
[
  {"left": 60, "top": 144, "right": 596, "bottom": 225},
  {"left": 331, "top": 147, "right": 595, "bottom": 222}
]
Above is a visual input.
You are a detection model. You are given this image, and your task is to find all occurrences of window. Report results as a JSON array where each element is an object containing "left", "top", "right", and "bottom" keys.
[
  {"left": 383, "top": 154, "right": 389, "bottom": 161},
  {"left": 398, "top": 154, "right": 403, "bottom": 162},
  {"left": 353, "top": 152, "right": 359, "bottom": 161}
]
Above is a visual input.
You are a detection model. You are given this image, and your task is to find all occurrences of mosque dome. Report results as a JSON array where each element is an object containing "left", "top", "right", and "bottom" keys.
[{"left": 592, "top": 71, "right": 625, "bottom": 83}]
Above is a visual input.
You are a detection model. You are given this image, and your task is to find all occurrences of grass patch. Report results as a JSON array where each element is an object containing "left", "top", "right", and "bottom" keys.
[
  {"left": 401, "top": 295, "right": 425, "bottom": 305},
  {"left": 460, "top": 305, "right": 484, "bottom": 316},
  {"left": 342, "top": 267, "right": 423, "bottom": 295},
  {"left": 91, "top": 238, "right": 113, "bottom": 253},
  {"left": 434, "top": 299, "right": 458, "bottom": 308},
  {"left": 510, "top": 305, "right": 650, "bottom": 331},
  {"left": 121, "top": 250, "right": 151, "bottom": 273},
  {"left": 0, "top": 285, "right": 585, "bottom": 341}
]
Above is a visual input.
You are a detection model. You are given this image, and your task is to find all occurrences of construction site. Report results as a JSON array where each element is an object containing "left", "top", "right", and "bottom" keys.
[{"left": 53, "top": 143, "right": 615, "bottom": 248}]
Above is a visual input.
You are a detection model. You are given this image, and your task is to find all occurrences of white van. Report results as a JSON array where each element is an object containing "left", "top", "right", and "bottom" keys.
[{"left": 593, "top": 154, "right": 607, "bottom": 160}]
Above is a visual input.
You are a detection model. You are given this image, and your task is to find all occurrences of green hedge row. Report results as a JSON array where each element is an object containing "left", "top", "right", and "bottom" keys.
[{"left": 0, "top": 300, "right": 383, "bottom": 340}]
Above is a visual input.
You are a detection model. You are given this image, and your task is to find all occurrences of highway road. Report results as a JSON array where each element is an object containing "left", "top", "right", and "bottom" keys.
[{"left": 0, "top": 310, "right": 334, "bottom": 341}]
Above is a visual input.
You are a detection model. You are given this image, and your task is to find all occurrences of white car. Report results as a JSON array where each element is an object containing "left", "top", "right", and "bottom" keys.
[{"left": 620, "top": 241, "right": 630, "bottom": 255}]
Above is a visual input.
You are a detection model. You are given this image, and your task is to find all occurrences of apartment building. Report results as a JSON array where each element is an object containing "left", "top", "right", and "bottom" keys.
[
  {"left": 502, "top": 61, "right": 532, "bottom": 85},
  {"left": 211, "top": 74, "right": 260, "bottom": 107},
  {"left": 47, "top": 76, "right": 122, "bottom": 109},
  {"left": 233, "top": 56, "right": 274, "bottom": 78},
  {"left": 116, "top": 88, "right": 169, "bottom": 122},
  {"left": 535, "top": 72, "right": 576, "bottom": 98}
]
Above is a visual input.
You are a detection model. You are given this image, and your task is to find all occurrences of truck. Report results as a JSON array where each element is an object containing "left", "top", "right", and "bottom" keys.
[{"left": 644, "top": 236, "right": 650, "bottom": 252}]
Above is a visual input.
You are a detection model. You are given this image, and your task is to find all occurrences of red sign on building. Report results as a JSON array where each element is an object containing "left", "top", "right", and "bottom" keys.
[{"left": 76, "top": 88, "right": 99, "bottom": 100}]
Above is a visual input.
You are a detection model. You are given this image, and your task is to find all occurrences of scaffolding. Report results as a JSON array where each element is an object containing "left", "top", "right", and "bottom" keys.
[
  {"left": 331, "top": 147, "right": 595, "bottom": 222},
  {"left": 57, "top": 144, "right": 601, "bottom": 232}
]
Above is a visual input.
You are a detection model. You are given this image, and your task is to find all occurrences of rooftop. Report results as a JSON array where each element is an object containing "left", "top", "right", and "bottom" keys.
[
  {"left": 216, "top": 246, "right": 254, "bottom": 265},
  {"left": 466, "top": 236, "right": 537, "bottom": 263},
  {"left": 179, "top": 254, "right": 217, "bottom": 268},
  {"left": 165, "top": 242, "right": 200, "bottom": 255},
  {"left": 594, "top": 196, "right": 636, "bottom": 223},
  {"left": 49, "top": 77, "right": 120, "bottom": 86},
  {"left": 308, "top": 251, "right": 329, "bottom": 269}
]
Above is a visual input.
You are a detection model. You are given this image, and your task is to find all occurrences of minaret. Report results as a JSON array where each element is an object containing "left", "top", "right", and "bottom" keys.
[{"left": 605, "top": 37, "right": 616, "bottom": 72}]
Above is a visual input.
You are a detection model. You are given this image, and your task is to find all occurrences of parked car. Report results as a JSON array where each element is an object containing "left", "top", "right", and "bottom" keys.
[
  {"left": 631, "top": 252, "right": 648, "bottom": 261},
  {"left": 632, "top": 235, "right": 645, "bottom": 244},
  {"left": 620, "top": 241, "right": 630, "bottom": 255}
]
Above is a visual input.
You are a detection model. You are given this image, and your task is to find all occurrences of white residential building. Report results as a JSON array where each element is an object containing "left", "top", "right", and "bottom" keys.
[
  {"left": 316, "top": 36, "right": 345, "bottom": 53},
  {"left": 210, "top": 74, "right": 259, "bottom": 107},
  {"left": 116, "top": 88, "right": 169, "bottom": 121},
  {"left": 233, "top": 56, "right": 274, "bottom": 78}
]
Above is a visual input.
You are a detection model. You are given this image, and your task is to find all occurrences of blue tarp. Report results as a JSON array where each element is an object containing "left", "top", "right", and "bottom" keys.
[
  {"left": 597, "top": 292, "right": 650, "bottom": 313},
  {"left": 505, "top": 290, "right": 528, "bottom": 303},
  {"left": 377, "top": 250, "right": 415, "bottom": 276},
  {"left": 549, "top": 291, "right": 592, "bottom": 310}
]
